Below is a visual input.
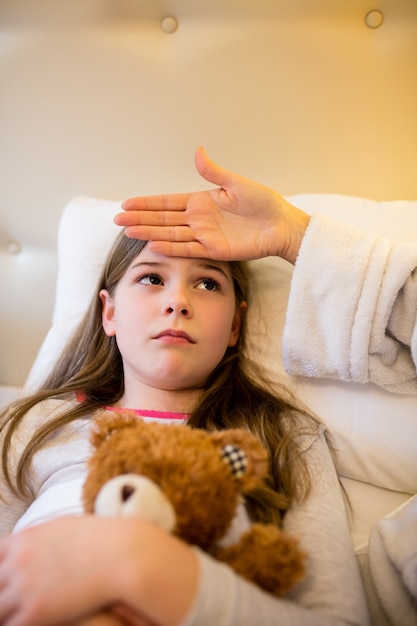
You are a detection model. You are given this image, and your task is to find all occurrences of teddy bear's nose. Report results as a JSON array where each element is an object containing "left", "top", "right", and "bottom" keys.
[
  {"left": 95, "top": 474, "right": 176, "bottom": 532},
  {"left": 122, "top": 484, "right": 135, "bottom": 502}
]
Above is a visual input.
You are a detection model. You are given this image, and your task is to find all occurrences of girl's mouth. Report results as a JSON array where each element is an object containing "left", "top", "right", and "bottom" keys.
[{"left": 154, "top": 329, "right": 195, "bottom": 344}]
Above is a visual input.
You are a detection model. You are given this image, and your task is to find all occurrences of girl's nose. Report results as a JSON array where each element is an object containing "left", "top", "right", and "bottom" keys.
[
  {"left": 165, "top": 305, "right": 190, "bottom": 317},
  {"left": 163, "top": 287, "right": 192, "bottom": 317}
]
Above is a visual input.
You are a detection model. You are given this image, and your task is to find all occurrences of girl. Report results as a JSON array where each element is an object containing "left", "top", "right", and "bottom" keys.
[{"left": 0, "top": 231, "right": 368, "bottom": 625}]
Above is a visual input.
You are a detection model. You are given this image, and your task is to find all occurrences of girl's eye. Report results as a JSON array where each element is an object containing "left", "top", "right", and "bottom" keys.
[
  {"left": 197, "top": 278, "right": 220, "bottom": 291},
  {"left": 138, "top": 274, "right": 163, "bottom": 286}
]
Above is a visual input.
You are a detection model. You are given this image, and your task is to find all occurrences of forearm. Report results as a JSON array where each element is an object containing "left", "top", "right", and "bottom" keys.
[
  {"left": 187, "top": 555, "right": 362, "bottom": 626},
  {"left": 187, "top": 433, "right": 368, "bottom": 626},
  {"left": 119, "top": 522, "right": 200, "bottom": 626}
]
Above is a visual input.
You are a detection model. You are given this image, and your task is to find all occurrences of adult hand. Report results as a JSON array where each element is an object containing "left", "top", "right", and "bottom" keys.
[{"left": 115, "top": 147, "right": 309, "bottom": 265}]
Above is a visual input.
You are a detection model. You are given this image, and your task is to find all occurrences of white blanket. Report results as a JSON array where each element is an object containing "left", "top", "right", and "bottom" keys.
[{"left": 358, "top": 496, "right": 417, "bottom": 626}]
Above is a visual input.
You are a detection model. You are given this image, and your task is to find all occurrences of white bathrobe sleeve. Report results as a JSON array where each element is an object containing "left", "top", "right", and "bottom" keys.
[{"left": 283, "top": 213, "right": 417, "bottom": 394}]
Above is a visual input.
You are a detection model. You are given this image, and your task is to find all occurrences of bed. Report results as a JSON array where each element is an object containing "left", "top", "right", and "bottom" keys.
[{"left": 0, "top": 0, "right": 416, "bottom": 622}]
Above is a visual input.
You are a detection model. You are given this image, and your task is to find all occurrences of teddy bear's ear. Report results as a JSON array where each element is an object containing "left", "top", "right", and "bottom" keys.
[
  {"left": 211, "top": 429, "right": 269, "bottom": 491},
  {"left": 90, "top": 410, "right": 143, "bottom": 449}
]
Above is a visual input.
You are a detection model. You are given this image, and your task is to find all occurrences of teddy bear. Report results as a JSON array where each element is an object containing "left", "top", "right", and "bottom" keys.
[{"left": 82, "top": 411, "right": 306, "bottom": 597}]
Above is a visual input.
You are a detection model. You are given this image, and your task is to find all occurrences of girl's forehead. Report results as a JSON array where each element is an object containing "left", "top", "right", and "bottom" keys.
[{"left": 129, "top": 247, "right": 233, "bottom": 277}]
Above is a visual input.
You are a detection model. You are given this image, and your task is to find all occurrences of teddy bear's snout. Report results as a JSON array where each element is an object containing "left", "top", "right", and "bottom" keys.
[{"left": 94, "top": 474, "right": 177, "bottom": 533}]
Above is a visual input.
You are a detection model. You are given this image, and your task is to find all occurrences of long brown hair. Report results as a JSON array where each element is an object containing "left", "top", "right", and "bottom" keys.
[{"left": 1, "top": 232, "right": 323, "bottom": 524}]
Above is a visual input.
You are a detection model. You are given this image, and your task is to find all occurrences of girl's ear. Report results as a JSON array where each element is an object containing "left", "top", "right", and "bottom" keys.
[
  {"left": 228, "top": 300, "right": 247, "bottom": 347},
  {"left": 100, "top": 289, "right": 116, "bottom": 337}
]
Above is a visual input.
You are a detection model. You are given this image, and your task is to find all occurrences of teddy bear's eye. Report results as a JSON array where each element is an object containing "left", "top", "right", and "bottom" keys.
[{"left": 220, "top": 444, "right": 248, "bottom": 478}]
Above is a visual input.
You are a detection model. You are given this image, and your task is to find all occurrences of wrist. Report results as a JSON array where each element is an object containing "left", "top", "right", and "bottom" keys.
[
  {"left": 276, "top": 200, "right": 310, "bottom": 265},
  {"left": 121, "top": 521, "right": 200, "bottom": 626}
]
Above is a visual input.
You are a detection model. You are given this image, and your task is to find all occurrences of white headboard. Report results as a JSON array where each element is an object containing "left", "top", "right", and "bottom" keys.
[{"left": 1, "top": 0, "right": 416, "bottom": 386}]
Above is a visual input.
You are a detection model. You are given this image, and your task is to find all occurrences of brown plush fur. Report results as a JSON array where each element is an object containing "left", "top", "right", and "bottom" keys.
[{"left": 83, "top": 411, "right": 306, "bottom": 596}]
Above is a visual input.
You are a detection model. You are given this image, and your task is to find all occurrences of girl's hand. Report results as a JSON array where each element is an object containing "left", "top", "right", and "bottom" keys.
[
  {"left": 0, "top": 516, "right": 199, "bottom": 626},
  {"left": 0, "top": 516, "right": 125, "bottom": 626},
  {"left": 115, "top": 146, "right": 309, "bottom": 265},
  {"left": 70, "top": 607, "right": 156, "bottom": 626},
  {"left": 75, "top": 606, "right": 156, "bottom": 626}
]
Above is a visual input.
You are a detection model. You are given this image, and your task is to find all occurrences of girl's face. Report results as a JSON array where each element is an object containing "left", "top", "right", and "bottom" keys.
[{"left": 100, "top": 246, "right": 244, "bottom": 398}]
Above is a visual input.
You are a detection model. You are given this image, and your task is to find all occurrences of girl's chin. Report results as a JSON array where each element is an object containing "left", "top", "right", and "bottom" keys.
[{"left": 146, "top": 366, "right": 209, "bottom": 391}]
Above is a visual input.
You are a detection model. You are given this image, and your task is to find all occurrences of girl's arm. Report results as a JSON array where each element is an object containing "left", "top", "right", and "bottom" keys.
[
  {"left": 0, "top": 435, "right": 368, "bottom": 626},
  {"left": 0, "top": 401, "right": 92, "bottom": 539},
  {"left": 183, "top": 431, "right": 369, "bottom": 626},
  {"left": 0, "top": 427, "right": 32, "bottom": 539},
  {"left": 71, "top": 609, "right": 153, "bottom": 626},
  {"left": 0, "top": 516, "right": 199, "bottom": 626},
  {"left": 0, "top": 483, "right": 28, "bottom": 539}
]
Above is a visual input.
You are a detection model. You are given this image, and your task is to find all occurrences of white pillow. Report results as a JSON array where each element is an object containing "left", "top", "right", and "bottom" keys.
[
  {"left": 25, "top": 194, "right": 417, "bottom": 496},
  {"left": 25, "top": 197, "right": 121, "bottom": 388}
]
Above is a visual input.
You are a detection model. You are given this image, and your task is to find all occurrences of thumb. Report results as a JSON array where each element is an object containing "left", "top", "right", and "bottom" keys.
[{"left": 194, "top": 146, "right": 237, "bottom": 190}]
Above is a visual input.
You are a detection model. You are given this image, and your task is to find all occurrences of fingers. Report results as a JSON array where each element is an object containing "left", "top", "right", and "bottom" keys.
[
  {"left": 121, "top": 193, "right": 192, "bottom": 212},
  {"left": 194, "top": 146, "right": 238, "bottom": 190},
  {"left": 110, "top": 604, "right": 155, "bottom": 626},
  {"left": 0, "top": 582, "right": 22, "bottom": 626},
  {"left": 119, "top": 149, "right": 238, "bottom": 219},
  {"left": 123, "top": 224, "right": 195, "bottom": 243},
  {"left": 75, "top": 611, "right": 131, "bottom": 626},
  {"left": 115, "top": 209, "right": 188, "bottom": 229}
]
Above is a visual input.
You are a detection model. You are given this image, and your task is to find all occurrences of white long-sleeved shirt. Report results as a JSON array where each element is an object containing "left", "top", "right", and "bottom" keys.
[
  {"left": 283, "top": 213, "right": 417, "bottom": 394},
  {"left": 0, "top": 399, "right": 369, "bottom": 626}
]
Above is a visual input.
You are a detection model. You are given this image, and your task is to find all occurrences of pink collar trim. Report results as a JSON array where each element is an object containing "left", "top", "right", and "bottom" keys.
[
  {"left": 104, "top": 406, "right": 190, "bottom": 421},
  {"left": 75, "top": 393, "right": 190, "bottom": 421}
]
